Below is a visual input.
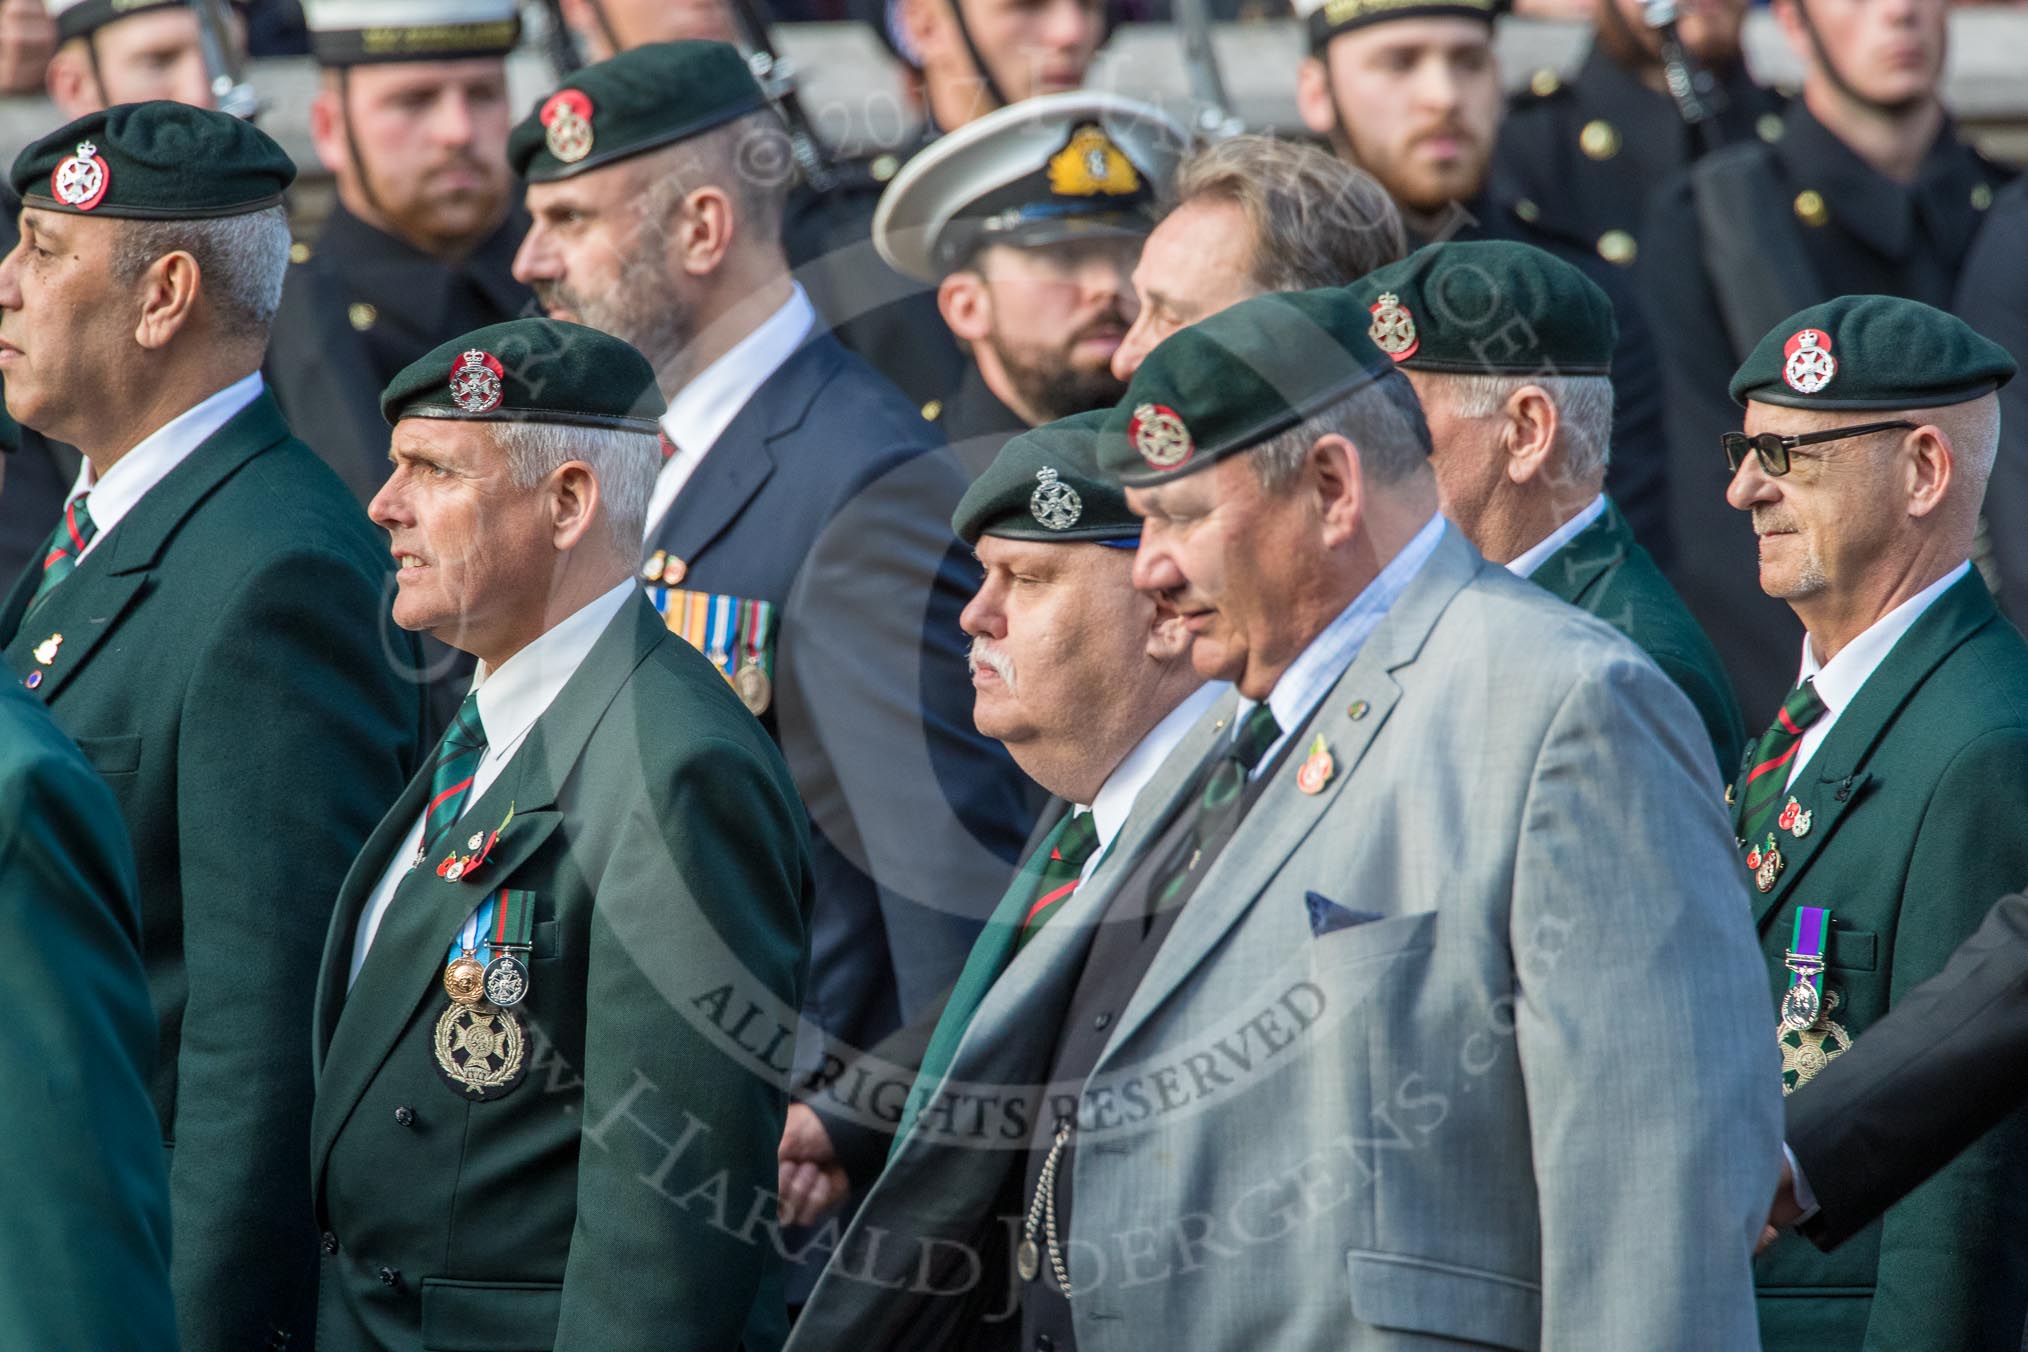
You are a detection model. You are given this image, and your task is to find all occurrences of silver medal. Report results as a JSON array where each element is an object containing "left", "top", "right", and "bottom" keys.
[{"left": 483, "top": 953, "right": 530, "bottom": 1009}]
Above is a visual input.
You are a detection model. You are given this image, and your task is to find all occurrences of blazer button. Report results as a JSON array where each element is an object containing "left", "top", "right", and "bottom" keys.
[
  {"left": 377, "top": 1266, "right": 401, "bottom": 1289},
  {"left": 320, "top": 1233, "right": 339, "bottom": 1256},
  {"left": 1035, "top": 1336, "right": 1056, "bottom": 1352},
  {"left": 394, "top": 1106, "right": 416, "bottom": 1127},
  {"left": 1093, "top": 1012, "right": 1111, "bottom": 1031}
]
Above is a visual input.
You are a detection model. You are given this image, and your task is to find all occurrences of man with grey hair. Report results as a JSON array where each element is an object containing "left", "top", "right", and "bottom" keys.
[
  {"left": 1350, "top": 239, "right": 1744, "bottom": 772},
  {"left": 314, "top": 317, "right": 813, "bottom": 1351},
  {"left": 1111, "top": 132, "right": 1406, "bottom": 380},
  {"left": 509, "top": 40, "right": 1040, "bottom": 1296},
  {"left": 0, "top": 103, "right": 425, "bottom": 1348}
]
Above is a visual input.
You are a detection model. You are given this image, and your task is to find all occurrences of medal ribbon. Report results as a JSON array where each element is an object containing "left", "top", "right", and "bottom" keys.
[
  {"left": 1788, "top": 905, "right": 1829, "bottom": 995},
  {"left": 743, "top": 598, "right": 772, "bottom": 677},
  {"left": 446, "top": 888, "right": 536, "bottom": 966}
]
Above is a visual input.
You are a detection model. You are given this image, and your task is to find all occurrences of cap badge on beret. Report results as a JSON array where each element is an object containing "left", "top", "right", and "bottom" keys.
[
  {"left": 1129, "top": 402, "right": 1193, "bottom": 470},
  {"left": 1782, "top": 328, "right": 1837, "bottom": 395},
  {"left": 1368, "top": 292, "right": 1419, "bottom": 362},
  {"left": 540, "top": 90, "right": 595, "bottom": 165},
  {"left": 50, "top": 140, "right": 108, "bottom": 212},
  {"left": 1046, "top": 125, "right": 1141, "bottom": 199},
  {"left": 450, "top": 349, "right": 506, "bottom": 414},
  {"left": 1029, "top": 467, "right": 1083, "bottom": 531}
]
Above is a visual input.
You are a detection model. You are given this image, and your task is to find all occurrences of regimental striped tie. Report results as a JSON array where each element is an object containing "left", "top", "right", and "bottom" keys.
[
  {"left": 1736, "top": 679, "right": 1828, "bottom": 843},
  {"left": 1015, "top": 810, "right": 1102, "bottom": 950},
  {"left": 24, "top": 495, "right": 97, "bottom": 618},
  {"left": 1146, "top": 703, "right": 1283, "bottom": 914},
  {"left": 424, "top": 693, "right": 489, "bottom": 847}
]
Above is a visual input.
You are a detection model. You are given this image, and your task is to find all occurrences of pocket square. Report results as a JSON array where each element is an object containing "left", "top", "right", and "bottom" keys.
[{"left": 1305, "top": 891, "right": 1384, "bottom": 937}]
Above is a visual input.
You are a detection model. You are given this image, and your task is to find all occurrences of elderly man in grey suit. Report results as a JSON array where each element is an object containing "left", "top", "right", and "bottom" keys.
[{"left": 788, "top": 287, "right": 1780, "bottom": 1351}]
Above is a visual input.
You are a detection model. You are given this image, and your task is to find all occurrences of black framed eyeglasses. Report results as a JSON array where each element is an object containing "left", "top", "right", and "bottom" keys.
[{"left": 1721, "top": 420, "right": 1916, "bottom": 477}]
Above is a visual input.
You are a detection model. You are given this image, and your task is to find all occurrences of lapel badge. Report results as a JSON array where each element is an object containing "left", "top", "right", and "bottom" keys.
[
  {"left": 1296, "top": 734, "right": 1335, "bottom": 795},
  {"left": 1347, "top": 699, "right": 1369, "bottom": 721},
  {"left": 437, "top": 803, "right": 515, "bottom": 884},
  {"left": 1779, "top": 796, "right": 1813, "bottom": 838},
  {"left": 32, "top": 633, "right": 62, "bottom": 665},
  {"left": 1030, "top": 467, "right": 1082, "bottom": 531},
  {"left": 1747, "top": 833, "right": 1784, "bottom": 893},
  {"left": 1782, "top": 328, "right": 1836, "bottom": 395},
  {"left": 540, "top": 89, "right": 596, "bottom": 164},
  {"left": 23, "top": 670, "right": 42, "bottom": 690},
  {"left": 1367, "top": 292, "right": 1419, "bottom": 362},
  {"left": 51, "top": 139, "right": 110, "bottom": 211}
]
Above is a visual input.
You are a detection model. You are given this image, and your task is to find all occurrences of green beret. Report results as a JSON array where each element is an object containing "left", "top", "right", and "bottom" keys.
[
  {"left": 1349, "top": 239, "right": 1615, "bottom": 376},
  {"left": 1729, "top": 295, "right": 2017, "bottom": 411},
  {"left": 508, "top": 42, "right": 771, "bottom": 183},
  {"left": 301, "top": 0, "right": 521, "bottom": 66},
  {"left": 953, "top": 410, "right": 1141, "bottom": 546},
  {"left": 874, "top": 91, "right": 1188, "bottom": 284},
  {"left": 1098, "top": 287, "right": 1398, "bottom": 486},
  {"left": 381, "top": 318, "right": 665, "bottom": 432},
  {"left": 11, "top": 103, "right": 294, "bottom": 220},
  {"left": 1292, "top": 0, "right": 1503, "bottom": 53}
]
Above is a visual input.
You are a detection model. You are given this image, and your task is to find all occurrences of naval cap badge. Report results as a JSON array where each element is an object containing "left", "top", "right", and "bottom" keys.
[
  {"left": 1129, "top": 403, "right": 1192, "bottom": 470},
  {"left": 1782, "top": 328, "right": 1837, "bottom": 395},
  {"left": 449, "top": 349, "right": 505, "bottom": 414},
  {"left": 1029, "top": 467, "right": 1082, "bottom": 530},
  {"left": 540, "top": 89, "right": 595, "bottom": 164},
  {"left": 51, "top": 140, "right": 109, "bottom": 212},
  {"left": 1367, "top": 292, "right": 1419, "bottom": 362}
]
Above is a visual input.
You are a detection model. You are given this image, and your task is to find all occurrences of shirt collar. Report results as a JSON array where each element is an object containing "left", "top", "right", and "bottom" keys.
[
  {"left": 659, "top": 285, "right": 815, "bottom": 460},
  {"left": 1084, "top": 681, "right": 1228, "bottom": 853},
  {"left": 1796, "top": 560, "right": 1969, "bottom": 716},
  {"left": 1236, "top": 512, "right": 1448, "bottom": 763},
  {"left": 67, "top": 371, "right": 265, "bottom": 539},
  {"left": 1507, "top": 493, "right": 1607, "bottom": 579},
  {"left": 469, "top": 579, "right": 636, "bottom": 755}
]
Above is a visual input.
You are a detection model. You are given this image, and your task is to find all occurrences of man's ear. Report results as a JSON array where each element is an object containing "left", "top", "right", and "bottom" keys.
[
  {"left": 1501, "top": 384, "right": 1559, "bottom": 487},
  {"left": 1308, "top": 432, "right": 1365, "bottom": 546},
  {"left": 549, "top": 461, "right": 602, "bottom": 551},
  {"left": 938, "top": 269, "right": 993, "bottom": 344},
  {"left": 672, "top": 185, "right": 737, "bottom": 278},
  {"left": 898, "top": 0, "right": 950, "bottom": 71},
  {"left": 1295, "top": 56, "right": 1337, "bottom": 139},
  {"left": 44, "top": 41, "right": 99, "bottom": 120},
  {"left": 132, "top": 251, "right": 202, "bottom": 351},
  {"left": 1903, "top": 425, "right": 1953, "bottom": 520},
  {"left": 307, "top": 82, "right": 352, "bottom": 178}
]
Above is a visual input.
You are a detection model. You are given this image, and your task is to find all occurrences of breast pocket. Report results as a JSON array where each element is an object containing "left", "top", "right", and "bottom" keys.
[
  {"left": 74, "top": 733, "right": 142, "bottom": 777},
  {"left": 1310, "top": 910, "right": 1439, "bottom": 970}
]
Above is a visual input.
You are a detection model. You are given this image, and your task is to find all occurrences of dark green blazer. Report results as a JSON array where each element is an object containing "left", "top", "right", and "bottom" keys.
[
  {"left": 311, "top": 594, "right": 814, "bottom": 1352},
  {"left": 0, "top": 682, "right": 175, "bottom": 1351},
  {"left": 1531, "top": 499, "right": 1747, "bottom": 775},
  {"left": 1738, "top": 570, "right": 2028, "bottom": 1351},
  {"left": 0, "top": 389, "right": 428, "bottom": 1350}
]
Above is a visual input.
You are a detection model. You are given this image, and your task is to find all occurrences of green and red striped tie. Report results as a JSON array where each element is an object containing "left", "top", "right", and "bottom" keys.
[
  {"left": 1736, "top": 678, "right": 1827, "bottom": 843},
  {"left": 24, "top": 495, "right": 96, "bottom": 618},
  {"left": 1015, "top": 809, "right": 1102, "bottom": 950},
  {"left": 425, "top": 693, "right": 488, "bottom": 846}
]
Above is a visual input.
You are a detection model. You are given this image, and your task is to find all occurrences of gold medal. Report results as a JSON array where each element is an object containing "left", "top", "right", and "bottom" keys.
[
  {"left": 432, "top": 1001, "right": 528, "bottom": 1100},
  {"left": 734, "top": 657, "right": 772, "bottom": 716},
  {"left": 443, "top": 952, "right": 487, "bottom": 1006}
]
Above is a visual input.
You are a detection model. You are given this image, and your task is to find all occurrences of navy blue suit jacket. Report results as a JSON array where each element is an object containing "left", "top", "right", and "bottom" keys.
[{"left": 648, "top": 333, "right": 1036, "bottom": 1084}]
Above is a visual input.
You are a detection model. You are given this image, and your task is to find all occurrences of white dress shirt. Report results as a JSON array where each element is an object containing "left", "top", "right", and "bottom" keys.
[
  {"left": 347, "top": 579, "right": 637, "bottom": 984},
  {"left": 65, "top": 370, "right": 265, "bottom": 560},
  {"left": 1234, "top": 512, "right": 1449, "bottom": 776},
  {"left": 1505, "top": 492, "right": 1608, "bottom": 579},
  {"left": 1076, "top": 681, "right": 1229, "bottom": 884},
  {"left": 646, "top": 285, "right": 817, "bottom": 537},
  {"left": 1785, "top": 561, "right": 1970, "bottom": 790}
]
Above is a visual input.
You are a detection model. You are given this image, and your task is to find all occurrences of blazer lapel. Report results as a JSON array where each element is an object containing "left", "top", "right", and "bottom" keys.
[
  {"left": 311, "top": 596, "right": 665, "bottom": 1180},
  {"left": 1100, "top": 526, "right": 1482, "bottom": 1060},
  {"left": 3, "top": 392, "right": 290, "bottom": 693},
  {"left": 648, "top": 338, "right": 848, "bottom": 563},
  {"left": 1750, "top": 570, "right": 1996, "bottom": 931}
]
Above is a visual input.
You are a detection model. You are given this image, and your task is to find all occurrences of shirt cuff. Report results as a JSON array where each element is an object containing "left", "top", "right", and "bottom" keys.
[{"left": 1783, "top": 1141, "right": 1821, "bottom": 1224}]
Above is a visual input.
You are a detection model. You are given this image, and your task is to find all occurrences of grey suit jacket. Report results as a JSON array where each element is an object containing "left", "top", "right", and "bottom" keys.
[{"left": 789, "top": 524, "right": 1781, "bottom": 1351}]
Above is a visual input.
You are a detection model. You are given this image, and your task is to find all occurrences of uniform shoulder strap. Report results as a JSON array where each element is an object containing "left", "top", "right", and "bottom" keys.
[{"left": 1690, "top": 143, "right": 1823, "bottom": 361}]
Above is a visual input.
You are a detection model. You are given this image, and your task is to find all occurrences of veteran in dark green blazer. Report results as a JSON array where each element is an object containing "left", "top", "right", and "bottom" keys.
[
  {"left": 1350, "top": 241, "right": 1746, "bottom": 774},
  {"left": 0, "top": 682, "right": 175, "bottom": 1351},
  {"left": 0, "top": 105, "right": 427, "bottom": 1348},
  {"left": 1722, "top": 296, "right": 2028, "bottom": 1351},
  {"left": 312, "top": 319, "right": 812, "bottom": 1351}
]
